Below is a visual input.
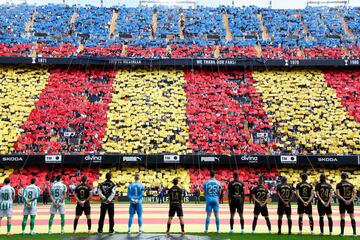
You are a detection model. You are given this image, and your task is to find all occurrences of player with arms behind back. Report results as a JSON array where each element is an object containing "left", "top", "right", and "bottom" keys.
[
  {"left": 127, "top": 173, "right": 145, "bottom": 234},
  {"left": 336, "top": 172, "right": 357, "bottom": 236},
  {"left": 73, "top": 175, "right": 93, "bottom": 234},
  {"left": 203, "top": 170, "right": 221, "bottom": 234},
  {"left": 166, "top": 178, "right": 185, "bottom": 234},
  {"left": 48, "top": 175, "right": 67, "bottom": 234},
  {"left": 228, "top": 172, "right": 245, "bottom": 234},
  {"left": 22, "top": 178, "right": 40, "bottom": 235},
  {"left": 276, "top": 176, "right": 294, "bottom": 235},
  {"left": 0, "top": 178, "right": 15, "bottom": 236},
  {"left": 295, "top": 173, "right": 314, "bottom": 235},
  {"left": 315, "top": 173, "right": 334, "bottom": 236},
  {"left": 251, "top": 174, "right": 272, "bottom": 234}
]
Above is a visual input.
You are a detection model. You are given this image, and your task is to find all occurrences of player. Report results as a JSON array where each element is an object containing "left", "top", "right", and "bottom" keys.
[
  {"left": 203, "top": 170, "right": 221, "bottom": 233},
  {"left": 73, "top": 175, "right": 93, "bottom": 234},
  {"left": 98, "top": 172, "right": 117, "bottom": 235},
  {"left": 336, "top": 172, "right": 357, "bottom": 236},
  {"left": 295, "top": 173, "right": 314, "bottom": 235},
  {"left": 251, "top": 174, "right": 271, "bottom": 234},
  {"left": 22, "top": 178, "right": 41, "bottom": 235},
  {"left": 276, "top": 176, "right": 294, "bottom": 235},
  {"left": 0, "top": 178, "right": 15, "bottom": 236},
  {"left": 166, "top": 178, "right": 185, "bottom": 234},
  {"left": 315, "top": 173, "right": 334, "bottom": 236},
  {"left": 48, "top": 175, "right": 67, "bottom": 234},
  {"left": 228, "top": 172, "right": 245, "bottom": 234},
  {"left": 127, "top": 173, "right": 145, "bottom": 234}
]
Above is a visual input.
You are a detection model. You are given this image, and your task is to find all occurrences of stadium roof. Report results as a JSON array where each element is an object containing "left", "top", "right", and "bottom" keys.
[{"left": 5, "top": 0, "right": 360, "bottom": 8}]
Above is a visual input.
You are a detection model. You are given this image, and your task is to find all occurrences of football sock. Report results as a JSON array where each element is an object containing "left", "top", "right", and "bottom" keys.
[
  {"left": 22, "top": 216, "right": 28, "bottom": 231},
  {"left": 351, "top": 219, "right": 356, "bottom": 235},
  {"left": 74, "top": 218, "right": 79, "bottom": 231},
  {"left": 30, "top": 216, "right": 35, "bottom": 231},
  {"left": 341, "top": 219, "right": 345, "bottom": 235},
  {"left": 230, "top": 218, "right": 234, "bottom": 230}
]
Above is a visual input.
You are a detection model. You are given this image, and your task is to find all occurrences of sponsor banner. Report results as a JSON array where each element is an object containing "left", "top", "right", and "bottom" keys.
[
  {"left": 0, "top": 156, "right": 24, "bottom": 162},
  {"left": 317, "top": 157, "right": 339, "bottom": 163},
  {"left": 45, "top": 155, "right": 62, "bottom": 163},
  {"left": 240, "top": 155, "right": 259, "bottom": 164},
  {"left": 84, "top": 155, "right": 102, "bottom": 163},
  {"left": 123, "top": 156, "right": 142, "bottom": 162},
  {"left": 64, "top": 132, "right": 76, "bottom": 137},
  {"left": 164, "top": 155, "right": 180, "bottom": 163},
  {"left": 200, "top": 156, "right": 219, "bottom": 162},
  {"left": 280, "top": 155, "right": 297, "bottom": 164}
]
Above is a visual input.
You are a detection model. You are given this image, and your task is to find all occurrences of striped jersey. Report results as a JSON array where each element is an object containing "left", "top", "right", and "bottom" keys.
[
  {"left": 23, "top": 184, "right": 41, "bottom": 207},
  {"left": 0, "top": 185, "right": 15, "bottom": 210},
  {"left": 50, "top": 181, "right": 67, "bottom": 204}
]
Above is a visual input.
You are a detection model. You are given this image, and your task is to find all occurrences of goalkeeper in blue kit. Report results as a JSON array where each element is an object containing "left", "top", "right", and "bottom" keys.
[
  {"left": 203, "top": 170, "right": 221, "bottom": 233},
  {"left": 127, "top": 173, "right": 145, "bottom": 233}
]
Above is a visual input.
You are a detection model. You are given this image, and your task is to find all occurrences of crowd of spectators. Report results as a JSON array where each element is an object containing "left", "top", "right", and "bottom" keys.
[{"left": 0, "top": 4, "right": 360, "bottom": 59}]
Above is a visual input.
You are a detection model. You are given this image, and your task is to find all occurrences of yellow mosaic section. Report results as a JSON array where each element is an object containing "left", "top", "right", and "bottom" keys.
[
  {"left": 103, "top": 68, "right": 189, "bottom": 154},
  {"left": 252, "top": 69, "right": 360, "bottom": 154},
  {"left": 0, "top": 66, "right": 49, "bottom": 153},
  {"left": 98, "top": 166, "right": 191, "bottom": 193}
]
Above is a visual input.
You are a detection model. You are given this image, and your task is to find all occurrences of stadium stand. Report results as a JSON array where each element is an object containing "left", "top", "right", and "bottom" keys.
[
  {"left": 0, "top": 66, "right": 49, "bottom": 154},
  {"left": 185, "top": 69, "right": 272, "bottom": 154},
  {"left": 7, "top": 166, "right": 99, "bottom": 191},
  {"left": 252, "top": 69, "right": 360, "bottom": 155},
  {"left": 14, "top": 67, "right": 116, "bottom": 154},
  {"left": 1, "top": 4, "right": 360, "bottom": 58},
  {"left": 98, "top": 166, "right": 190, "bottom": 194},
  {"left": 323, "top": 69, "right": 360, "bottom": 123},
  {"left": 103, "top": 68, "right": 189, "bottom": 154}
]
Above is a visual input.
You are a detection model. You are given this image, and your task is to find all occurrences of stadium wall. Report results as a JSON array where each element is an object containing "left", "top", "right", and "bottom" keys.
[
  {"left": 1, "top": 57, "right": 360, "bottom": 67},
  {"left": 0, "top": 154, "right": 358, "bottom": 166}
]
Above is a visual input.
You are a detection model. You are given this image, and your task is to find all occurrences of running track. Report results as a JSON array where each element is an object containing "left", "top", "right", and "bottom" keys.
[{"left": 1, "top": 204, "right": 358, "bottom": 235}]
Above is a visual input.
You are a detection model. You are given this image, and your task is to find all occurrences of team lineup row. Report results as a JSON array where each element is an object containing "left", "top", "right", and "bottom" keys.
[{"left": 0, "top": 171, "right": 357, "bottom": 236}]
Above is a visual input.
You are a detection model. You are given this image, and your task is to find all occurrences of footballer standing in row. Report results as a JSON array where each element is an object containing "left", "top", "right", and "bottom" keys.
[
  {"left": 73, "top": 176, "right": 92, "bottom": 234},
  {"left": 48, "top": 175, "right": 67, "bottom": 235},
  {"left": 295, "top": 173, "right": 314, "bottom": 235},
  {"left": 127, "top": 173, "right": 145, "bottom": 234},
  {"left": 227, "top": 172, "right": 245, "bottom": 234},
  {"left": 336, "top": 172, "right": 357, "bottom": 236},
  {"left": 276, "top": 176, "right": 294, "bottom": 235},
  {"left": 22, "top": 178, "right": 40, "bottom": 235},
  {"left": 315, "top": 173, "right": 334, "bottom": 236},
  {"left": 251, "top": 175, "right": 272, "bottom": 234},
  {"left": 166, "top": 178, "right": 185, "bottom": 234},
  {"left": 0, "top": 178, "right": 15, "bottom": 236}
]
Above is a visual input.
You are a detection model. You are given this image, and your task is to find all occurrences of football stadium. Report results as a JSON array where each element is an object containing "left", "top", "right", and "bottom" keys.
[{"left": 0, "top": 0, "right": 359, "bottom": 239}]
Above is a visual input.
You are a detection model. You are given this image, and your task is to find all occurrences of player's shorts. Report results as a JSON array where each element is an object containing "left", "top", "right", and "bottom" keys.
[
  {"left": 229, "top": 198, "right": 244, "bottom": 214},
  {"left": 339, "top": 202, "right": 354, "bottom": 214},
  {"left": 50, "top": 203, "right": 66, "bottom": 215},
  {"left": 205, "top": 199, "right": 219, "bottom": 214},
  {"left": 75, "top": 202, "right": 91, "bottom": 216},
  {"left": 297, "top": 202, "right": 312, "bottom": 215},
  {"left": 317, "top": 202, "right": 332, "bottom": 216},
  {"left": 277, "top": 202, "right": 291, "bottom": 216},
  {"left": 169, "top": 204, "right": 183, "bottom": 217},
  {"left": 23, "top": 205, "right": 37, "bottom": 216},
  {"left": 129, "top": 202, "right": 143, "bottom": 215},
  {"left": 253, "top": 203, "right": 269, "bottom": 216},
  {"left": 0, "top": 208, "right": 13, "bottom": 218}
]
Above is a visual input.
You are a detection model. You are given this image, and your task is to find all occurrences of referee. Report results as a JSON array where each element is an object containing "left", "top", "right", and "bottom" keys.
[
  {"left": 73, "top": 176, "right": 92, "bottom": 234},
  {"left": 97, "top": 173, "right": 117, "bottom": 235}
]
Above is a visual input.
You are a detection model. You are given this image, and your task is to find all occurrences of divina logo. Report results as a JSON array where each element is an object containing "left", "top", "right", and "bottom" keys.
[
  {"left": 85, "top": 155, "right": 102, "bottom": 162},
  {"left": 318, "top": 158, "right": 338, "bottom": 162},
  {"left": 241, "top": 156, "right": 258, "bottom": 161}
]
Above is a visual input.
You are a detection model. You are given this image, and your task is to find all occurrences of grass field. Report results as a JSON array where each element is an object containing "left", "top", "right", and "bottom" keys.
[{"left": 1, "top": 233, "right": 359, "bottom": 240}]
